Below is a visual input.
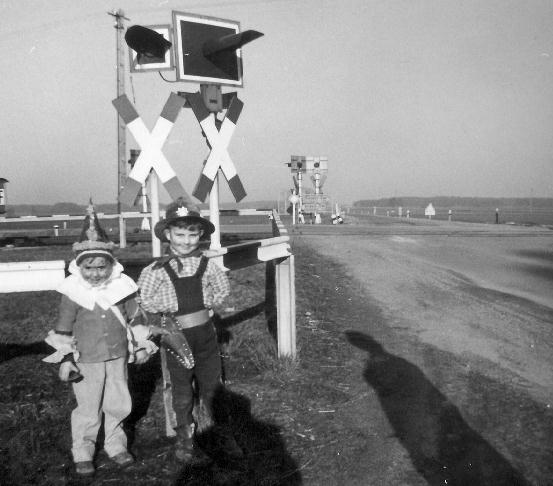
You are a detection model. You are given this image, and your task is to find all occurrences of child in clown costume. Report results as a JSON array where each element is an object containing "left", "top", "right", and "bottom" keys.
[{"left": 43, "top": 202, "right": 163, "bottom": 476}]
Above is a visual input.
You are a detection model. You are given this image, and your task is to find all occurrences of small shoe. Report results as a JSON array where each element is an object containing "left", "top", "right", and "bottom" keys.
[
  {"left": 175, "top": 441, "right": 211, "bottom": 464},
  {"left": 75, "top": 461, "right": 95, "bottom": 476},
  {"left": 110, "top": 450, "right": 134, "bottom": 467},
  {"left": 175, "top": 438, "right": 194, "bottom": 463}
]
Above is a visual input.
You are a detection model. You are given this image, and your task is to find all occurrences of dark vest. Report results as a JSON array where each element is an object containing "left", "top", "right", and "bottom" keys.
[{"left": 163, "top": 257, "right": 208, "bottom": 316}]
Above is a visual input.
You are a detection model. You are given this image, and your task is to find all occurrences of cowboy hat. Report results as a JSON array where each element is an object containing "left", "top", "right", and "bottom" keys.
[{"left": 154, "top": 197, "right": 214, "bottom": 242}]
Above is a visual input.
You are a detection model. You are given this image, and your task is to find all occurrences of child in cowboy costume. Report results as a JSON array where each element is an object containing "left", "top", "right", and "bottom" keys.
[
  {"left": 138, "top": 197, "right": 240, "bottom": 463},
  {"left": 43, "top": 202, "right": 161, "bottom": 476}
]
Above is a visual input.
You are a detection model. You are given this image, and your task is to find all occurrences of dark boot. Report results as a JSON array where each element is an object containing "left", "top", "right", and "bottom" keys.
[
  {"left": 214, "top": 426, "right": 243, "bottom": 459},
  {"left": 174, "top": 425, "right": 211, "bottom": 464},
  {"left": 174, "top": 425, "right": 195, "bottom": 463}
]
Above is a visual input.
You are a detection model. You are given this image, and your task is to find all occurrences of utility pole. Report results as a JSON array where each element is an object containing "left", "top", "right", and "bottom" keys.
[{"left": 108, "top": 8, "right": 129, "bottom": 247}]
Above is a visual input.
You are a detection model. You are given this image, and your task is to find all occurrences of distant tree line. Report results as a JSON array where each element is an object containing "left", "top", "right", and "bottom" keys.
[
  {"left": 353, "top": 197, "right": 553, "bottom": 209},
  {"left": 3, "top": 200, "right": 278, "bottom": 217}
]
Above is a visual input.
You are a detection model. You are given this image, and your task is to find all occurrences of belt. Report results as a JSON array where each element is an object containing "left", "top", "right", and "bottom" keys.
[{"left": 173, "top": 309, "right": 210, "bottom": 329}]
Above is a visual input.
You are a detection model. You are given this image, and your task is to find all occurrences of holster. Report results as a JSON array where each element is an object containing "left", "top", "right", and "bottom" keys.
[{"left": 160, "top": 314, "right": 195, "bottom": 369}]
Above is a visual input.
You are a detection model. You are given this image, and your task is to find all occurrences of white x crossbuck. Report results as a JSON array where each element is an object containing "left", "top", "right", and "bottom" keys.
[
  {"left": 187, "top": 92, "right": 247, "bottom": 202},
  {"left": 112, "top": 93, "right": 190, "bottom": 207}
]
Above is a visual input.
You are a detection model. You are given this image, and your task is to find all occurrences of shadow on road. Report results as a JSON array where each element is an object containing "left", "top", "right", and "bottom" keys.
[{"left": 345, "top": 330, "right": 530, "bottom": 486}]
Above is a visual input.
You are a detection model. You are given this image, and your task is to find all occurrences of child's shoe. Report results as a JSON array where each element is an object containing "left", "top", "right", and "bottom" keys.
[
  {"left": 75, "top": 461, "right": 95, "bottom": 476},
  {"left": 175, "top": 436, "right": 195, "bottom": 463},
  {"left": 110, "top": 450, "right": 134, "bottom": 467},
  {"left": 175, "top": 437, "right": 211, "bottom": 464}
]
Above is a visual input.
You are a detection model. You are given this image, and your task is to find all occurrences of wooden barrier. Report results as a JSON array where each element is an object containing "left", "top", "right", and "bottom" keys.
[{"left": 0, "top": 260, "right": 66, "bottom": 292}]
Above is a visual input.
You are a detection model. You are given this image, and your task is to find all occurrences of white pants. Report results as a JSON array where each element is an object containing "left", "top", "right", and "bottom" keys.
[{"left": 70, "top": 357, "right": 131, "bottom": 462}]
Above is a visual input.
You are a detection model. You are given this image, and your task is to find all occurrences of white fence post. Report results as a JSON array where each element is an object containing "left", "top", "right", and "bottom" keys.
[
  {"left": 275, "top": 254, "right": 296, "bottom": 358},
  {"left": 119, "top": 215, "right": 127, "bottom": 249}
]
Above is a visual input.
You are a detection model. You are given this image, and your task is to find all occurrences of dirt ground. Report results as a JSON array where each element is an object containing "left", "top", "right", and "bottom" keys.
[{"left": 293, "top": 230, "right": 553, "bottom": 485}]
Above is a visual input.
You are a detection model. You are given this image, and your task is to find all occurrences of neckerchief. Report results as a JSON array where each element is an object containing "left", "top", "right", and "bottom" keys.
[{"left": 153, "top": 248, "right": 203, "bottom": 271}]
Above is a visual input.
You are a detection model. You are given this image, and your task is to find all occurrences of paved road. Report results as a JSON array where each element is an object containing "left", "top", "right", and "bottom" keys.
[{"left": 298, "top": 224, "right": 553, "bottom": 484}]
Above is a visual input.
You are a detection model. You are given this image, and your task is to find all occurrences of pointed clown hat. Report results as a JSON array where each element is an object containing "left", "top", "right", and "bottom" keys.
[
  {"left": 154, "top": 197, "right": 215, "bottom": 243},
  {"left": 72, "top": 200, "right": 116, "bottom": 264}
]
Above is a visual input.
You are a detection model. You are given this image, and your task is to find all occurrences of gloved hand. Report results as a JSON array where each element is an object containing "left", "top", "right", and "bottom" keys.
[
  {"left": 148, "top": 325, "right": 170, "bottom": 337},
  {"left": 59, "top": 361, "right": 80, "bottom": 382},
  {"left": 134, "top": 349, "right": 150, "bottom": 364}
]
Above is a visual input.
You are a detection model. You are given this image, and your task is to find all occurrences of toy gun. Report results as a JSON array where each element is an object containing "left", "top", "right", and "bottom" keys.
[{"left": 160, "top": 314, "right": 195, "bottom": 369}]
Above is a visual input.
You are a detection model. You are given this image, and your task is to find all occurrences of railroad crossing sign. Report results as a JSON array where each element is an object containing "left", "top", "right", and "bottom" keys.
[
  {"left": 187, "top": 91, "right": 246, "bottom": 202},
  {"left": 112, "top": 93, "right": 191, "bottom": 207}
]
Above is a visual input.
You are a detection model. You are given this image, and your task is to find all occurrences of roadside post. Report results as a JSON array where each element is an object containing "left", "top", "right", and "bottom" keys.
[{"left": 289, "top": 192, "right": 300, "bottom": 225}]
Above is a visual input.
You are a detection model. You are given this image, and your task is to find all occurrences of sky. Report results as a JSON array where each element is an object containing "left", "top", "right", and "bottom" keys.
[{"left": 2, "top": 0, "right": 553, "bottom": 207}]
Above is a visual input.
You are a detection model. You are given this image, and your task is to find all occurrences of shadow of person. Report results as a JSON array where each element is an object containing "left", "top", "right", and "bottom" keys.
[
  {"left": 345, "top": 330, "right": 530, "bottom": 486},
  {"left": 175, "top": 386, "right": 302, "bottom": 486},
  {"left": 124, "top": 348, "right": 163, "bottom": 449},
  {"left": 0, "top": 341, "right": 52, "bottom": 363}
]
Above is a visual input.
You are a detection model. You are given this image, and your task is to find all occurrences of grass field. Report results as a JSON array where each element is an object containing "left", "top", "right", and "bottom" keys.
[{"left": 0, "top": 240, "right": 369, "bottom": 485}]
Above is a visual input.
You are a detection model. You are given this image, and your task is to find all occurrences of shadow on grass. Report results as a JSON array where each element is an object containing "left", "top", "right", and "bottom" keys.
[
  {"left": 0, "top": 341, "right": 52, "bottom": 363},
  {"left": 345, "top": 330, "right": 530, "bottom": 486},
  {"left": 176, "top": 386, "right": 302, "bottom": 486},
  {"left": 124, "top": 350, "right": 163, "bottom": 448},
  {"left": 124, "top": 356, "right": 301, "bottom": 485}
]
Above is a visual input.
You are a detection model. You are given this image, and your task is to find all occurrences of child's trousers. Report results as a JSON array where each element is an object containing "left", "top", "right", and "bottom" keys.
[
  {"left": 165, "top": 321, "right": 221, "bottom": 433},
  {"left": 70, "top": 357, "right": 131, "bottom": 462}
]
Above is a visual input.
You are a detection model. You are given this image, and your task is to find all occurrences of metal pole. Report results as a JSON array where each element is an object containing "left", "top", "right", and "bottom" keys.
[
  {"left": 149, "top": 171, "right": 161, "bottom": 257},
  {"left": 297, "top": 171, "right": 303, "bottom": 212},
  {"left": 209, "top": 167, "right": 221, "bottom": 250}
]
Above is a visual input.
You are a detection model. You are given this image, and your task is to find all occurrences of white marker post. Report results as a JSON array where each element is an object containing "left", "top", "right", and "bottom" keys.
[{"left": 289, "top": 193, "right": 299, "bottom": 225}]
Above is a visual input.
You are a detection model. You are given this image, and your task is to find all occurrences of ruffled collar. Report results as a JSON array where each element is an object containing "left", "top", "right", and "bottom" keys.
[{"left": 57, "top": 259, "right": 138, "bottom": 310}]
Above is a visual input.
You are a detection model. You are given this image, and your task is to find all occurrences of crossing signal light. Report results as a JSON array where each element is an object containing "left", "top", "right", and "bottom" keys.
[
  {"left": 172, "top": 11, "right": 263, "bottom": 86},
  {"left": 125, "top": 25, "right": 172, "bottom": 64}
]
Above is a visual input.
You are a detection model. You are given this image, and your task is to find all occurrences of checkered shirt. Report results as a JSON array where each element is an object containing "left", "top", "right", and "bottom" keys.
[{"left": 138, "top": 255, "right": 229, "bottom": 314}]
